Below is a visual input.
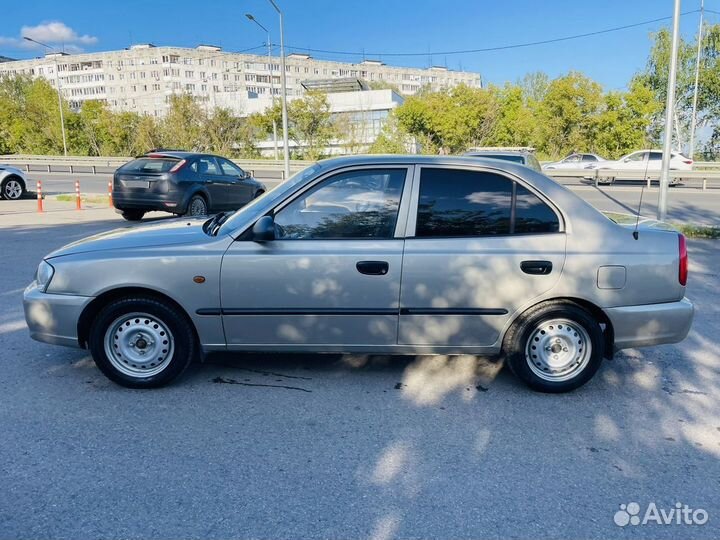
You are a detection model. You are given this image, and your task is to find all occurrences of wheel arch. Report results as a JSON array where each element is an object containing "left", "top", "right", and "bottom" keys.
[
  {"left": 181, "top": 187, "right": 210, "bottom": 213},
  {"left": 77, "top": 286, "right": 200, "bottom": 350},
  {"left": 501, "top": 296, "right": 614, "bottom": 359},
  {"left": 1, "top": 173, "right": 27, "bottom": 192}
]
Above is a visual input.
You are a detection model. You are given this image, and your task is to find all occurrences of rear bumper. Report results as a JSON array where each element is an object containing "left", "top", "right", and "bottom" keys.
[
  {"left": 604, "top": 297, "right": 694, "bottom": 351},
  {"left": 23, "top": 283, "right": 93, "bottom": 348},
  {"left": 112, "top": 190, "right": 186, "bottom": 213}
]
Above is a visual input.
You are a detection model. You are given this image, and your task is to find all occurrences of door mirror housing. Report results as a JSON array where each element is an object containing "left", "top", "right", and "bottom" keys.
[
  {"left": 242, "top": 170, "right": 252, "bottom": 179},
  {"left": 252, "top": 215, "right": 275, "bottom": 242}
]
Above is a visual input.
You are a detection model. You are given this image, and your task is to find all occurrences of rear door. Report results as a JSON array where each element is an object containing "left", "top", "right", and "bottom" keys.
[
  {"left": 217, "top": 158, "right": 254, "bottom": 207},
  {"left": 398, "top": 166, "right": 566, "bottom": 348},
  {"left": 193, "top": 156, "right": 230, "bottom": 210}
]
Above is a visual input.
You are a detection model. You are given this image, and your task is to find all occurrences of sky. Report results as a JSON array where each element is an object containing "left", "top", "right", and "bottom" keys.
[{"left": 0, "top": 0, "right": 715, "bottom": 90}]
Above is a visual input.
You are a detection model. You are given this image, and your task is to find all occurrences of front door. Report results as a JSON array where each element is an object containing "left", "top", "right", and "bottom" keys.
[
  {"left": 220, "top": 166, "right": 412, "bottom": 348},
  {"left": 217, "top": 158, "right": 255, "bottom": 208},
  {"left": 398, "top": 166, "right": 566, "bottom": 348}
]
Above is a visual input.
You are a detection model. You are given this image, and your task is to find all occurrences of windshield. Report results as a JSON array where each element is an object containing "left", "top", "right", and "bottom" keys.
[
  {"left": 118, "top": 157, "right": 180, "bottom": 173},
  {"left": 218, "top": 163, "right": 323, "bottom": 235}
]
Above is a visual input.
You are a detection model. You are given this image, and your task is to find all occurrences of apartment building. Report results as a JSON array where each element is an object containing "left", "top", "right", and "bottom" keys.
[{"left": 0, "top": 44, "right": 482, "bottom": 118}]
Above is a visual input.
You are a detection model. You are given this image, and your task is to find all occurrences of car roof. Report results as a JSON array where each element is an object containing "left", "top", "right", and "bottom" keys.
[
  {"left": 464, "top": 150, "right": 532, "bottom": 157},
  {"left": 142, "top": 151, "right": 227, "bottom": 160},
  {"left": 314, "top": 154, "right": 539, "bottom": 174}
]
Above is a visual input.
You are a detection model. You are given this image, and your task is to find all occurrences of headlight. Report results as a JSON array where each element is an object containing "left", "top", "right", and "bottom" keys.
[{"left": 35, "top": 260, "right": 55, "bottom": 292}]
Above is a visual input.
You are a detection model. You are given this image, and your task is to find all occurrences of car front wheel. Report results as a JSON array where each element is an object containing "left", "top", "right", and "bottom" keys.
[
  {"left": 503, "top": 302, "right": 604, "bottom": 393},
  {"left": 88, "top": 296, "right": 197, "bottom": 388}
]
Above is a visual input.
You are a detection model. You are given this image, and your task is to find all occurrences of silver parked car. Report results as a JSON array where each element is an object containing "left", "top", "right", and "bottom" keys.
[
  {"left": 24, "top": 156, "right": 693, "bottom": 392},
  {"left": 464, "top": 150, "right": 543, "bottom": 173},
  {"left": 0, "top": 164, "right": 28, "bottom": 200}
]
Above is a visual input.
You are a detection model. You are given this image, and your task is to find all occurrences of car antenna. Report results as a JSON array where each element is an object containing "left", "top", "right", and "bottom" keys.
[{"left": 633, "top": 153, "right": 653, "bottom": 240}]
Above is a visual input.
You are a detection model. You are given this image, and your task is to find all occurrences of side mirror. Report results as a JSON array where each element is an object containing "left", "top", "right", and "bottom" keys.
[
  {"left": 252, "top": 215, "right": 275, "bottom": 242},
  {"left": 242, "top": 170, "right": 252, "bottom": 179},
  {"left": 623, "top": 158, "right": 631, "bottom": 163}
]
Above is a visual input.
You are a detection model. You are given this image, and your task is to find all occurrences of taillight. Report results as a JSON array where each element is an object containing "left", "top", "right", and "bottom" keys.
[
  {"left": 678, "top": 233, "right": 688, "bottom": 286},
  {"left": 169, "top": 159, "right": 187, "bottom": 173},
  {"left": 683, "top": 159, "right": 693, "bottom": 165}
]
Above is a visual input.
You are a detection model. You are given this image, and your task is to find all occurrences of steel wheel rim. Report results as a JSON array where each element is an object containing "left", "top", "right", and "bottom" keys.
[
  {"left": 525, "top": 318, "right": 592, "bottom": 382},
  {"left": 5, "top": 179, "right": 22, "bottom": 199},
  {"left": 104, "top": 312, "right": 174, "bottom": 378},
  {"left": 189, "top": 198, "right": 206, "bottom": 216}
]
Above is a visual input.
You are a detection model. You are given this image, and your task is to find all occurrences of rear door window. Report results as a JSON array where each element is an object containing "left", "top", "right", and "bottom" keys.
[
  {"left": 414, "top": 168, "right": 559, "bottom": 237},
  {"left": 218, "top": 158, "right": 245, "bottom": 177},
  {"left": 119, "top": 158, "right": 179, "bottom": 173},
  {"left": 649, "top": 151, "right": 663, "bottom": 161}
]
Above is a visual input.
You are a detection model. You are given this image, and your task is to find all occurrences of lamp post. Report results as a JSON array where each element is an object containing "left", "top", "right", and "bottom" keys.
[
  {"left": 688, "top": 0, "right": 704, "bottom": 161},
  {"left": 267, "top": 0, "right": 290, "bottom": 179},
  {"left": 246, "top": 13, "right": 279, "bottom": 160},
  {"left": 23, "top": 36, "right": 68, "bottom": 156},
  {"left": 658, "top": 0, "right": 682, "bottom": 221}
]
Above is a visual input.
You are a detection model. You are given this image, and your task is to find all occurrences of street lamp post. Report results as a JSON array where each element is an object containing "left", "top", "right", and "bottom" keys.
[
  {"left": 23, "top": 37, "right": 68, "bottom": 156},
  {"left": 688, "top": 0, "right": 704, "bottom": 161},
  {"left": 658, "top": 0, "right": 682, "bottom": 221},
  {"left": 267, "top": 0, "right": 290, "bottom": 180},
  {"left": 245, "top": 13, "right": 279, "bottom": 160}
]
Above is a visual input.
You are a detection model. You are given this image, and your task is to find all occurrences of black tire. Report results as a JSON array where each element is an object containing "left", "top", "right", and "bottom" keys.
[
  {"left": 88, "top": 296, "right": 197, "bottom": 388},
  {"left": 121, "top": 209, "right": 145, "bottom": 221},
  {"left": 185, "top": 194, "right": 208, "bottom": 216},
  {"left": 503, "top": 301, "right": 605, "bottom": 393},
  {"left": 1, "top": 175, "right": 26, "bottom": 200}
]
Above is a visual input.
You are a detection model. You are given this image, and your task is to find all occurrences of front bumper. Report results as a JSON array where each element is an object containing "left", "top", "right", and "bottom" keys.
[
  {"left": 23, "top": 283, "right": 93, "bottom": 348},
  {"left": 604, "top": 297, "right": 694, "bottom": 351}
]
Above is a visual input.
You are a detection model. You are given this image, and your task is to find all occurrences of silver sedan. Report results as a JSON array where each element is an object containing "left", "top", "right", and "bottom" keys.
[{"left": 24, "top": 156, "right": 693, "bottom": 392}]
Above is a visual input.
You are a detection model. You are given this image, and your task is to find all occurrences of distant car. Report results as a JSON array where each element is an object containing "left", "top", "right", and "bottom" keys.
[
  {"left": 464, "top": 150, "right": 542, "bottom": 173},
  {"left": 543, "top": 153, "right": 607, "bottom": 170},
  {"left": 591, "top": 150, "right": 693, "bottom": 185},
  {"left": 0, "top": 165, "right": 28, "bottom": 201},
  {"left": 25, "top": 155, "right": 693, "bottom": 393},
  {"left": 112, "top": 151, "right": 267, "bottom": 221}
]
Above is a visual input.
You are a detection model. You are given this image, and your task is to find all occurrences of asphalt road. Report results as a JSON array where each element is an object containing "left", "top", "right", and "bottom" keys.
[
  {"left": 0, "top": 204, "right": 719, "bottom": 539},
  {"left": 25, "top": 171, "right": 720, "bottom": 225}
]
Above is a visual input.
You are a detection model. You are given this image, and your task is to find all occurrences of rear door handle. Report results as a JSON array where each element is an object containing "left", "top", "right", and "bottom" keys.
[
  {"left": 520, "top": 260, "right": 553, "bottom": 275},
  {"left": 356, "top": 261, "right": 389, "bottom": 276}
]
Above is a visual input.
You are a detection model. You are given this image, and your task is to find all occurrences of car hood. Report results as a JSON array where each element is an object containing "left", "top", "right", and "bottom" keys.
[{"left": 46, "top": 217, "right": 213, "bottom": 259}]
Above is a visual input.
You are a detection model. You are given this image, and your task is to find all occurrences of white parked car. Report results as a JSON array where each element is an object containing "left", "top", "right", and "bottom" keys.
[
  {"left": 543, "top": 153, "right": 606, "bottom": 170},
  {"left": 0, "top": 165, "right": 28, "bottom": 200},
  {"left": 590, "top": 150, "right": 693, "bottom": 185}
]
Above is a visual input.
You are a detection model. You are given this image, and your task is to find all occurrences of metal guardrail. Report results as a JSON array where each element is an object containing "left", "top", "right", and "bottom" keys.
[
  {"left": 541, "top": 167, "right": 720, "bottom": 190},
  {"left": 2, "top": 155, "right": 720, "bottom": 188},
  {"left": 0, "top": 155, "right": 313, "bottom": 180}
]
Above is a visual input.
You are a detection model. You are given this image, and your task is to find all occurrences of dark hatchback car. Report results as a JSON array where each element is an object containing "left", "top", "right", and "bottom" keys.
[{"left": 113, "top": 151, "right": 266, "bottom": 221}]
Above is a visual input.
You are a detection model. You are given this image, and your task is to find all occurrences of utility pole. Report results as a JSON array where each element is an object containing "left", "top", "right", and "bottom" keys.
[
  {"left": 689, "top": 0, "right": 704, "bottom": 160},
  {"left": 268, "top": 0, "right": 290, "bottom": 180},
  {"left": 23, "top": 37, "right": 68, "bottom": 156},
  {"left": 658, "top": 0, "right": 682, "bottom": 221},
  {"left": 246, "top": 13, "right": 279, "bottom": 160}
]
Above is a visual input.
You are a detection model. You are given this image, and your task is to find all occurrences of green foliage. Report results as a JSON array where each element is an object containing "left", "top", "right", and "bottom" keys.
[{"left": 394, "top": 84, "right": 498, "bottom": 154}]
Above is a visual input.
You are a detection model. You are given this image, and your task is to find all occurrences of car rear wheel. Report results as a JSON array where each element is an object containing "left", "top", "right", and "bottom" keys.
[
  {"left": 88, "top": 297, "right": 197, "bottom": 388},
  {"left": 186, "top": 194, "right": 208, "bottom": 216},
  {"left": 121, "top": 209, "right": 145, "bottom": 221},
  {"left": 1, "top": 176, "right": 25, "bottom": 200},
  {"left": 503, "top": 302, "right": 604, "bottom": 393}
]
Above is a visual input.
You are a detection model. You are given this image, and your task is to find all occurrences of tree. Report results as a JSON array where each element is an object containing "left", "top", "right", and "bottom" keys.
[
  {"left": 488, "top": 84, "right": 538, "bottom": 148},
  {"left": 368, "top": 117, "right": 408, "bottom": 154},
  {"left": 394, "top": 84, "right": 498, "bottom": 154},
  {"left": 537, "top": 72, "right": 604, "bottom": 158},
  {"left": 161, "top": 94, "right": 206, "bottom": 151}
]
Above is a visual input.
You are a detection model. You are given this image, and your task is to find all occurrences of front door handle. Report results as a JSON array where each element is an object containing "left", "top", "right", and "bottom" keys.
[
  {"left": 356, "top": 261, "right": 389, "bottom": 276},
  {"left": 520, "top": 260, "right": 553, "bottom": 275}
]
